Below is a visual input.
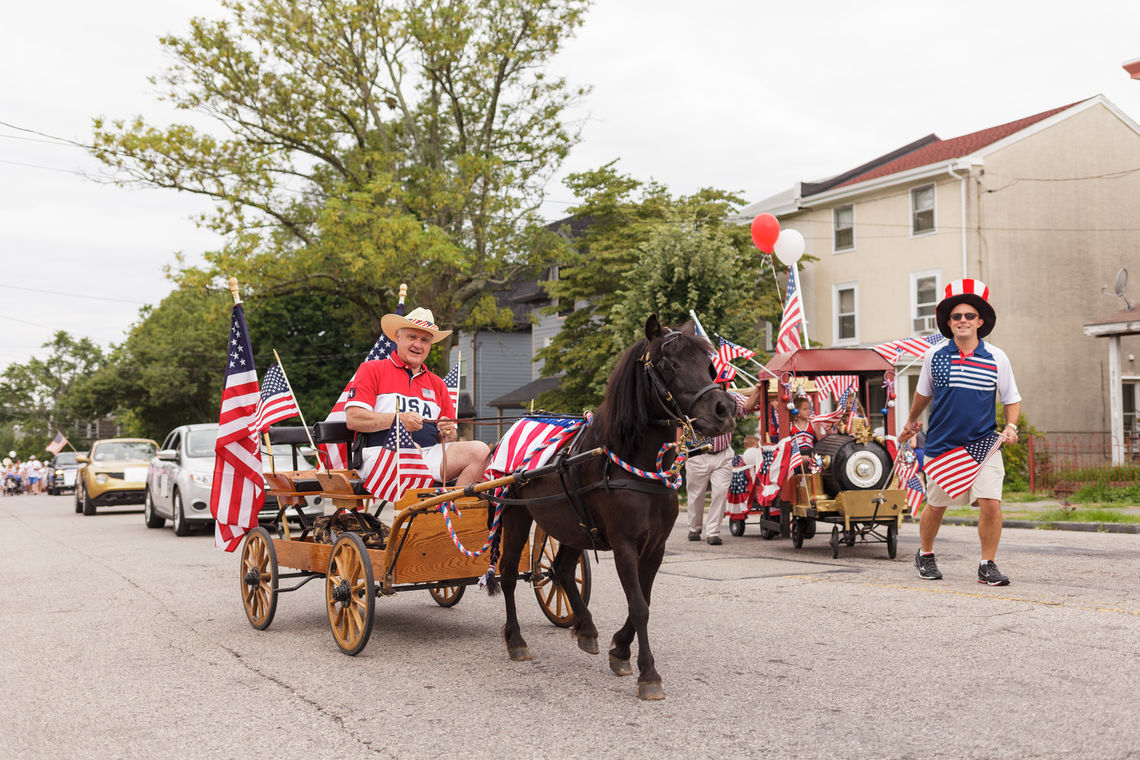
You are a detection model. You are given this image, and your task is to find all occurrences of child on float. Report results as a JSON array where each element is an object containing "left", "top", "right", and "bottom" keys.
[{"left": 790, "top": 396, "right": 820, "bottom": 458}]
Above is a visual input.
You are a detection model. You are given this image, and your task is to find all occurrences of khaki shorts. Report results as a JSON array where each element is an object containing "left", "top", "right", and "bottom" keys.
[{"left": 925, "top": 450, "right": 1005, "bottom": 508}]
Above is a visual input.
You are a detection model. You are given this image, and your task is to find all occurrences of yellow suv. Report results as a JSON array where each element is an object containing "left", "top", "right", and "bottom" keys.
[{"left": 75, "top": 438, "right": 158, "bottom": 516}]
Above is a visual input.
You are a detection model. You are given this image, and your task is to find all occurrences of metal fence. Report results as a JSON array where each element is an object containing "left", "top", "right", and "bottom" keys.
[{"left": 1027, "top": 432, "right": 1140, "bottom": 495}]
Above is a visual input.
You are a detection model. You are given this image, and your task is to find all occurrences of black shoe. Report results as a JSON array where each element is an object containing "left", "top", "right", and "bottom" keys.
[
  {"left": 915, "top": 549, "right": 942, "bottom": 580},
  {"left": 706, "top": 536, "right": 723, "bottom": 546},
  {"left": 687, "top": 531, "right": 701, "bottom": 542},
  {"left": 978, "top": 561, "right": 1010, "bottom": 586}
]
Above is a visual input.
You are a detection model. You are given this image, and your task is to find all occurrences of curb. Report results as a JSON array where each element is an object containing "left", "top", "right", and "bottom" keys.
[{"left": 942, "top": 517, "right": 1140, "bottom": 534}]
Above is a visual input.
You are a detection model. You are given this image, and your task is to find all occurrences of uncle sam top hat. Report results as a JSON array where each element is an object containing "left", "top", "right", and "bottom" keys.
[
  {"left": 381, "top": 306, "right": 452, "bottom": 344},
  {"left": 936, "top": 278, "right": 996, "bottom": 339}
]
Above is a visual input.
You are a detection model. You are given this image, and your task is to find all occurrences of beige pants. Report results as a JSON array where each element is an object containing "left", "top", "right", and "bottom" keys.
[{"left": 685, "top": 447, "right": 734, "bottom": 538}]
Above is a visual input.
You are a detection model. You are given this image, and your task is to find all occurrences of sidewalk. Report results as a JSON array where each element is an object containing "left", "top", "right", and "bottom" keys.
[{"left": 681, "top": 497, "right": 1140, "bottom": 534}]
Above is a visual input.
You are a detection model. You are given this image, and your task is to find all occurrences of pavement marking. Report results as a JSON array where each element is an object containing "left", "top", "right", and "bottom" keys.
[{"left": 785, "top": 575, "right": 1140, "bottom": 616}]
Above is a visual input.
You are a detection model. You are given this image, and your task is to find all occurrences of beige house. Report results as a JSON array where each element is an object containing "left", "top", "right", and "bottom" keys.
[{"left": 739, "top": 95, "right": 1140, "bottom": 438}]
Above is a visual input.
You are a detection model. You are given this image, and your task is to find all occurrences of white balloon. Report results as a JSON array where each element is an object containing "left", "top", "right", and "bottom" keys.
[{"left": 774, "top": 228, "right": 806, "bottom": 266}]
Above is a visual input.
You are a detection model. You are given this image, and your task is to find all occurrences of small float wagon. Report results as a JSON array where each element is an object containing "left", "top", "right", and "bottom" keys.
[{"left": 729, "top": 348, "right": 907, "bottom": 558}]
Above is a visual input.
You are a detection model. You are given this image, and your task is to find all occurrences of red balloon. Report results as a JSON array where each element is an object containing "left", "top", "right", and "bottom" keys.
[{"left": 750, "top": 213, "right": 780, "bottom": 253}]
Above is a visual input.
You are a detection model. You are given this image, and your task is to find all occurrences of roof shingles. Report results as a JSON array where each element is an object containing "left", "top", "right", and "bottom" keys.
[{"left": 832, "top": 100, "right": 1087, "bottom": 190}]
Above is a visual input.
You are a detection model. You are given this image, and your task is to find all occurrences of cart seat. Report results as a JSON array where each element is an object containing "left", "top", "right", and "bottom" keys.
[
  {"left": 266, "top": 426, "right": 315, "bottom": 446},
  {"left": 313, "top": 420, "right": 353, "bottom": 444}
]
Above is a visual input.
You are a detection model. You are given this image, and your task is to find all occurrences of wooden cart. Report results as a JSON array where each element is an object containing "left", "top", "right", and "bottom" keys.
[
  {"left": 787, "top": 472, "right": 905, "bottom": 559},
  {"left": 239, "top": 427, "right": 593, "bottom": 656}
]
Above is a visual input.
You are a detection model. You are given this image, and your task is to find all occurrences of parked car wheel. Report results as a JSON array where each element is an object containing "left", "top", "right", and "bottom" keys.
[
  {"left": 172, "top": 490, "right": 191, "bottom": 537},
  {"left": 144, "top": 489, "right": 165, "bottom": 529}
]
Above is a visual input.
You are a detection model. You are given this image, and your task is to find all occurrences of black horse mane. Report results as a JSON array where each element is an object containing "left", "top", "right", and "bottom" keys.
[{"left": 592, "top": 321, "right": 713, "bottom": 457}]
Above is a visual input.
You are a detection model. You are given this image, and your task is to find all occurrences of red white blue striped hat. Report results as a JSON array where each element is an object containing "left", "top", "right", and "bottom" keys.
[{"left": 935, "top": 278, "right": 996, "bottom": 339}]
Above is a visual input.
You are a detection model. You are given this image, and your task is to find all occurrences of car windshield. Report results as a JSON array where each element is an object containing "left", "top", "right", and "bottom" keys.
[
  {"left": 93, "top": 442, "right": 156, "bottom": 462},
  {"left": 54, "top": 453, "right": 78, "bottom": 466},
  {"left": 186, "top": 429, "right": 218, "bottom": 458}
]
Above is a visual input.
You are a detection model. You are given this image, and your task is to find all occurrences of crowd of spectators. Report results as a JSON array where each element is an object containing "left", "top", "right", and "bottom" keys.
[{"left": 2, "top": 454, "right": 46, "bottom": 495}]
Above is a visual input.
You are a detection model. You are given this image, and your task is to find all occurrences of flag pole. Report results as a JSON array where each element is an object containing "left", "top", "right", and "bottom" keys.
[
  {"left": 792, "top": 265, "right": 809, "bottom": 348},
  {"left": 228, "top": 276, "right": 241, "bottom": 305},
  {"left": 272, "top": 349, "right": 325, "bottom": 473}
]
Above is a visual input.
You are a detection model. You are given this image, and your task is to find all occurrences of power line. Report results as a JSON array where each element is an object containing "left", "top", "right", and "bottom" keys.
[{"left": 0, "top": 283, "right": 150, "bottom": 305}]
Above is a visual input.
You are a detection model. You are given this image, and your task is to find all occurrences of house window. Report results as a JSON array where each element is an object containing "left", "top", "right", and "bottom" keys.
[
  {"left": 911, "top": 185, "right": 935, "bottom": 234},
  {"left": 833, "top": 205, "right": 854, "bottom": 251},
  {"left": 911, "top": 270, "right": 940, "bottom": 334},
  {"left": 834, "top": 283, "right": 858, "bottom": 343}
]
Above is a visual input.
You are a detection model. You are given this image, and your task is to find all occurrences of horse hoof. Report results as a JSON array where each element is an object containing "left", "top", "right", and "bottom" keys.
[
  {"left": 637, "top": 681, "right": 665, "bottom": 701},
  {"left": 577, "top": 636, "right": 600, "bottom": 655},
  {"left": 508, "top": 646, "right": 533, "bottom": 662},
  {"left": 609, "top": 654, "right": 633, "bottom": 677}
]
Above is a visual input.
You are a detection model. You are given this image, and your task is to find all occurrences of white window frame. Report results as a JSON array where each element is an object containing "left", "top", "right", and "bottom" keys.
[
  {"left": 910, "top": 269, "right": 941, "bottom": 335},
  {"left": 833, "top": 204, "right": 855, "bottom": 253},
  {"left": 910, "top": 184, "right": 936, "bottom": 236},
  {"left": 833, "top": 282, "right": 859, "bottom": 345}
]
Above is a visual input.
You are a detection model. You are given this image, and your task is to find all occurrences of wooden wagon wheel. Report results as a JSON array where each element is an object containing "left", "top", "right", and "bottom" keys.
[
  {"left": 240, "top": 527, "right": 278, "bottom": 630},
  {"left": 325, "top": 532, "right": 375, "bottom": 656},
  {"left": 428, "top": 584, "right": 466, "bottom": 607},
  {"left": 531, "top": 527, "right": 592, "bottom": 629}
]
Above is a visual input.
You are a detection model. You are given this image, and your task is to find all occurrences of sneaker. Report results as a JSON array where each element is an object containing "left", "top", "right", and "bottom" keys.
[
  {"left": 687, "top": 531, "right": 701, "bottom": 542},
  {"left": 978, "top": 561, "right": 1010, "bottom": 586},
  {"left": 915, "top": 549, "right": 943, "bottom": 580},
  {"left": 706, "top": 536, "right": 723, "bottom": 546}
]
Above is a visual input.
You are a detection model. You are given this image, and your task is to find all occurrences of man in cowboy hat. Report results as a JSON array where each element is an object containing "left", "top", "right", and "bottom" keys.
[
  {"left": 900, "top": 279, "right": 1021, "bottom": 586},
  {"left": 344, "top": 307, "right": 490, "bottom": 487}
]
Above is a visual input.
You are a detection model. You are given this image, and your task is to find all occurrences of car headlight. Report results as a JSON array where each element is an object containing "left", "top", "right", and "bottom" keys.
[
  {"left": 55, "top": 469, "right": 63, "bottom": 477},
  {"left": 95, "top": 474, "right": 109, "bottom": 485},
  {"left": 190, "top": 472, "right": 212, "bottom": 486}
]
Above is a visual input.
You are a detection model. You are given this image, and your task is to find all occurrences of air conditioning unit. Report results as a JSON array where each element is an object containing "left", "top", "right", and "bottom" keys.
[{"left": 912, "top": 316, "right": 938, "bottom": 334}]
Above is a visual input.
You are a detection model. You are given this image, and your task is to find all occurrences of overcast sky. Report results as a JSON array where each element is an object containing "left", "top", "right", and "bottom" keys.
[{"left": 4, "top": 0, "right": 1140, "bottom": 371}]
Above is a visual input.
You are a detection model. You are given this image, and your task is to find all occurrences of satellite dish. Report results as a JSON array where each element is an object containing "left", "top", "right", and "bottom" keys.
[{"left": 1114, "top": 268, "right": 1134, "bottom": 310}]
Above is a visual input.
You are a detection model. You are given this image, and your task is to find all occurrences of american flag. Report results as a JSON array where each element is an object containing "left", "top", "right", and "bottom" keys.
[
  {"left": 815, "top": 374, "right": 857, "bottom": 400},
  {"left": 485, "top": 416, "right": 583, "bottom": 481},
  {"left": 894, "top": 450, "right": 925, "bottom": 516},
  {"left": 727, "top": 454, "right": 752, "bottom": 506},
  {"left": 321, "top": 328, "right": 400, "bottom": 469},
  {"left": 775, "top": 268, "right": 802, "bottom": 353},
  {"left": 209, "top": 304, "right": 264, "bottom": 552},
  {"left": 757, "top": 436, "right": 802, "bottom": 504},
  {"left": 443, "top": 364, "right": 460, "bottom": 412},
  {"left": 252, "top": 363, "right": 301, "bottom": 431},
  {"left": 874, "top": 334, "right": 946, "bottom": 364},
  {"left": 810, "top": 388, "right": 853, "bottom": 426},
  {"left": 718, "top": 337, "right": 755, "bottom": 365},
  {"left": 923, "top": 431, "right": 1002, "bottom": 499},
  {"left": 45, "top": 432, "right": 68, "bottom": 455},
  {"left": 363, "top": 421, "right": 434, "bottom": 502}
]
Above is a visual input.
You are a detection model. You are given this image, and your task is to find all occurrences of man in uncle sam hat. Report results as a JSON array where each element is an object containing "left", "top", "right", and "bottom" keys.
[
  {"left": 900, "top": 279, "right": 1021, "bottom": 586},
  {"left": 345, "top": 307, "right": 490, "bottom": 487}
]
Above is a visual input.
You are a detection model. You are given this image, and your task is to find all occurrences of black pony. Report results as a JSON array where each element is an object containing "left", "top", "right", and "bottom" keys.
[{"left": 497, "top": 315, "right": 737, "bottom": 700}]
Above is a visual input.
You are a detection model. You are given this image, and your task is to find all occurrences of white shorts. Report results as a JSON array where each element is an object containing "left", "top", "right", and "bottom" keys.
[
  {"left": 925, "top": 451, "right": 1005, "bottom": 508},
  {"left": 359, "top": 443, "right": 445, "bottom": 483}
]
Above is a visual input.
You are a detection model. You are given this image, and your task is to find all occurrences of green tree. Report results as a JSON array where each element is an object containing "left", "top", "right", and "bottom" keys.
[
  {"left": 0, "top": 332, "right": 105, "bottom": 440},
  {"left": 91, "top": 0, "right": 591, "bottom": 339},
  {"left": 68, "top": 287, "right": 231, "bottom": 439},
  {"left": 536, "top": 163, "right": 784, "bottom": 411}
]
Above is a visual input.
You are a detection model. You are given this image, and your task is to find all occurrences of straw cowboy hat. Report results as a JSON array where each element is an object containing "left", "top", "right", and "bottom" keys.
[
  {"left": 936, "top": 278, "right": 996, "bottom": 339},
  {"left": 380, "top": 307, "right": 452, "bottom": 344}
]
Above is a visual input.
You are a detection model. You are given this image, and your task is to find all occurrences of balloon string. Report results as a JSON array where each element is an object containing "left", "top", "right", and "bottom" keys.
[{"left": 768, "top": 255, "right": 785, "bottom": 304}]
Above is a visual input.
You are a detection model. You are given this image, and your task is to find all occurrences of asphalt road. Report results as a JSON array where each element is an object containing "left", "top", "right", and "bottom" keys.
[{"left": 2, "top": 493, "right": 1137, "bottom": 760}]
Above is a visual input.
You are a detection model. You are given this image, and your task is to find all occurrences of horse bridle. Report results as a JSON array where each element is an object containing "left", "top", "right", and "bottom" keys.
[{"left": 640, "top": 331, "right": 723, "bottom": 443}]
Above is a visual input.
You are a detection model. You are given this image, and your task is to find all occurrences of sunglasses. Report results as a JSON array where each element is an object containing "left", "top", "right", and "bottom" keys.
[{"left": 949, "top": 312, "right": 979, "bottom": 322}]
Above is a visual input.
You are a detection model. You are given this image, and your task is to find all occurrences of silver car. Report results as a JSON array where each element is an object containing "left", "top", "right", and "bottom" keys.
[{"left": 145, "top": 423, "right": 323, "bottom": 536}]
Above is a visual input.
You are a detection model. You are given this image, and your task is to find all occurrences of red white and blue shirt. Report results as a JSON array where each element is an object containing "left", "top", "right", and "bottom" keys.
[
  {"left": 344, "top": 354, "right": 456, "bottom": 449},
  {"left": 916, "top": 340, "right": 1020, "bottom": 459}
]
